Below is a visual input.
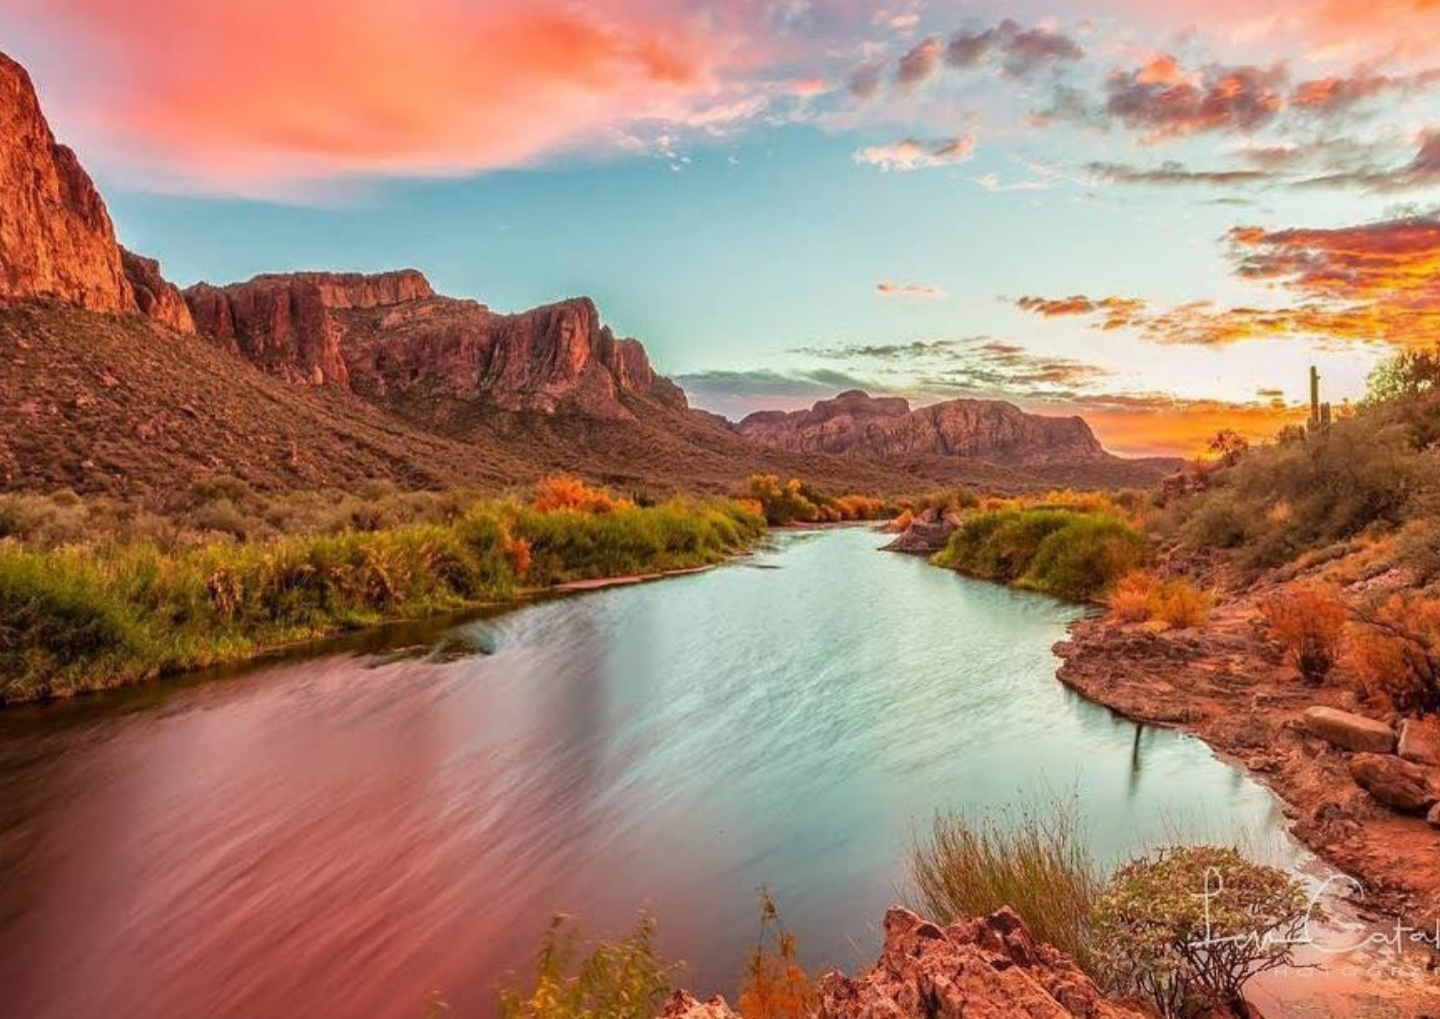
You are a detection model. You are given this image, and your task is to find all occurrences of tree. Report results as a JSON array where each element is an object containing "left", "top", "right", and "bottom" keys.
[
  {"left": 1206, "top": 429, "right": 1249, "bottom": 467},
  {"left": 1365, "top": 347, "right": 1440, "bottom": 404}
]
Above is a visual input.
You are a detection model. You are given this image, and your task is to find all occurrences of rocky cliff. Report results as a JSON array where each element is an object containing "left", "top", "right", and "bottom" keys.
[
  {"left": 0, "top": 52, "right": 131, "bottom": 314},
  {"left": 737, "top": 390, "right": 1105, "bottom": 464},
  {"left": 184, "top": 272, "right": 687, "bottom": 418},
  {"left": 0, "top": 50, "right": 192, "bottom": 333},
  {"left": 662, "top": 907, "right": 1147, "bottom": 1019}
]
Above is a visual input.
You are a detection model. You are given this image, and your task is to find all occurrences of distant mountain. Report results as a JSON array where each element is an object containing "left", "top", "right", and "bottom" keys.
[
  {"left": 736, "top": 390, "right": 1106, "bottom": 465},
  {"left": 0, "top": 47, "right": 1177, "bottom": 499}
]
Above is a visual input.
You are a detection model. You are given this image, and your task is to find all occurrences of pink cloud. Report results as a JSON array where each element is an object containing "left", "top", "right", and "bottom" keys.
[
  {"left": 9, "top": 0, "right": 771, "bottom": 195},
  {"left": 853, "top": 136, "right": 975, "bottom": 172}
]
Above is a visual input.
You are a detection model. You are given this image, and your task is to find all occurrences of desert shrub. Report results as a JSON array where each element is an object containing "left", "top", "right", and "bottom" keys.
[
  {"left": 1347, "top": 593, "right": 1440, "bottom": 714},
  {"left": 908, "top": 803, "right": 1102, "bottom": 975},
  {"left": 935, "top": 508, "right": 1148, "bottom": 602},
  {"left": 1259, "top": 585, "right": 1347, "bottom": 684},
  {"left": 889, "top": 508, "right": 915, "bottom": 533},
  {"left": 496, "top": 914, "right": 679, "bottom": 1019},
  {"left": 1152, "top": 580, "right": 1213, "bottom": 629},
  {"left": 739, "top": 892, "right": 814, "bottom": 1019},
  {"left": 533, "top": 476, "right": 631, "bottom": 515},
  {"left": 1094, "top": 846, "right": 1310, "bottom": 1018},
  {"left": 1170, "top": 404, "right": 1430, "bottom": 569},
  {"left": 1106, "top": 572, "right": 1211, "bottom": 628},
  {"left": 745, "top": 475, "right": 819, "bottom": 525},
  {"left": 1107, "top": 570, "right": 1157, "bottom": 622}
]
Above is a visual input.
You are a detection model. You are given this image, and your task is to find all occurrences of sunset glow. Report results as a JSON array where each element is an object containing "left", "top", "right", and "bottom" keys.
[{"left": 9, "top": 0, "right": 1439, "bottom": 455}]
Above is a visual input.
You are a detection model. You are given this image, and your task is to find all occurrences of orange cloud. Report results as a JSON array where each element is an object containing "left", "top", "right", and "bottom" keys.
[{"left": 10, "top": 0, "right": 759, "bottom": 194}]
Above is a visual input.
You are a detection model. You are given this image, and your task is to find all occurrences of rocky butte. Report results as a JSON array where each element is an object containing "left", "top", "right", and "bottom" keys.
[
  {"left": 183, "top": 272, "right": 687, "bottom": 419},
  {"left": 736, "top": 389, "right": 1106, "bottom": 465}
]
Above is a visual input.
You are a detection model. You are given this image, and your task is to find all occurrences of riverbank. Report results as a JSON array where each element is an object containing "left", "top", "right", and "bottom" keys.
[
  {"left": 1054, "top": 599, "right": 1440, "bottom": 930},
  {"left": 0, "top": 496, "right": 765, "bottom": 704}
]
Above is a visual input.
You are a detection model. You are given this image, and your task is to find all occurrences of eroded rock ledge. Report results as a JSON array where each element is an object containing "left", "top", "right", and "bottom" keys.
[{"left": 661, "top": 907, "right": 1148, "bottom": 1019}]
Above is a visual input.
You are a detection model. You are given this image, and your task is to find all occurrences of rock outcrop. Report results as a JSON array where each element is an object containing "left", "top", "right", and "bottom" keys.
[
  {"left": 661, "top": 907, "right": 1147, "bottom": 1019},
  {"left": 884, "top": 505, "right": 962, "bottom": 554},
  {"left": 0, "top": 52, "right": 132, "bottom": 314},
  {"left": 184, "top": 272, "right": 687, "bottom": 418},
  {"left": 736, "top": 390, "right": 1105, "bottom": 465},
  {"left": 120, "top": 248, "right": 194, "bottom": 334}
]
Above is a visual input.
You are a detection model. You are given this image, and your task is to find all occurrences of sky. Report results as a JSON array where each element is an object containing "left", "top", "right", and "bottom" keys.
[{"left": 6, "top": 0, "right": 1440, "bottom": 456}]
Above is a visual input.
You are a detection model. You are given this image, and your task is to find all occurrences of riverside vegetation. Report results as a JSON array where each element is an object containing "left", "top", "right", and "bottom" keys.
[
  {"left": 0, "top": 476, "right": 766, "bottom": 702},
  {"left": 492, "top": 806, "right": 1307, "bottom": 1019}
]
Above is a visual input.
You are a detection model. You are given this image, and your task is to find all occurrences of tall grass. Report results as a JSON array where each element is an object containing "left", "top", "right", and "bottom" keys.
[
  {"left": 907, "top": 802, "right": 1103, "bottom": 975},
  {"left": 0, "top": 495, "right": 764, "bottom": 703},
  {"left": 931, "top": 507, "right": 1147, "bottom": 602}
]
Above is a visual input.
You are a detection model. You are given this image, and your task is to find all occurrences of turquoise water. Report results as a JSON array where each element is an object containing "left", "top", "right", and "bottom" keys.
[{"left": 0, "top": 527, "right": 1291, "bottom": 1018}]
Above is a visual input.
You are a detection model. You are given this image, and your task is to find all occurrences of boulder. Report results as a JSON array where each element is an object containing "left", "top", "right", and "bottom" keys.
[
  {"left": 1348, "top": 753, "right": 1440, "bottom": 813},
  {"left": 1428, "top": 802, "right": 1440, "bottom": 829},
  {"left": 1398, "top": 716, "right": 1440, "bottom": 767},
  {"left": 883, "top": 508, "right": 960, "bottom": 555},
  {"left": 1303, "top": 706, "right": 1396, "bottom": 754}
]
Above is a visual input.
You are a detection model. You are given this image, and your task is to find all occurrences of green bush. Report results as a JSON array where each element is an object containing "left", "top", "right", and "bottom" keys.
[
  {"left": 933, "top": 508, "right": 1147, "bottom": 601},
  {"left": 908, "top": 803, "right": 1102, "bottom": 975},
  {"left": 1093, "top": 846, "right": 1311, "bottom": 1017}
]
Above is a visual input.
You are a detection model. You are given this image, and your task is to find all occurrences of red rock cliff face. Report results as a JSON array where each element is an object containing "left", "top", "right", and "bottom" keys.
[
  {"left": 736, "top": 389, "right": 1105, "bottom": 464},
  {"left": 185, "top": 271, "right": 686, "bottom": 418},
  {"left": 120, "top": 248, "right": 194, "bottom": 334},
  {"left": 0, "top": 52, "right": 132, "bottom": 314},
  {"left": 184, "top": 271, "right": 434, "bottom": 387}
]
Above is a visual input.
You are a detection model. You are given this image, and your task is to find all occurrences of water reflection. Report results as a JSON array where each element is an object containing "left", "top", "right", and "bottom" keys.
[{"left": 0, "top": 529, "right": 1297, "bottom": 1019}]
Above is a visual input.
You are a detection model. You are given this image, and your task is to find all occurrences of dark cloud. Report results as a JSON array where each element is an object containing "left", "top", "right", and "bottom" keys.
[
  {"left": 1295, "top": 132, "right": 1440, "bottom": 192},
  {"left": 1104, "top": 57, "right": 1287, "bottom": 139},
  {"left": 896, "top": 37, "right": 942, "bottom": 86},
  {"left": 945, "top": 19, "right": 1084, "bottom": 77},
  {"left": 849, "top": 61, "right": 884, "bottom": 99}
]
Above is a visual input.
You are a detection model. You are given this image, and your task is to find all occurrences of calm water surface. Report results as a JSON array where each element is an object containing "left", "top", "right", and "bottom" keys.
[{"left": 0, "top": 528, "right": 1293, "bottom": 1018}]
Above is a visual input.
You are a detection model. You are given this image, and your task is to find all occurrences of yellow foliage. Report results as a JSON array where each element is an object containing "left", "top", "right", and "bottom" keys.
[
  {"left": 532, "top": 476, "right": 631, "bottom": 515},
  {"left": 738, "top": 892, "right": 815, "bottom": 1019}
]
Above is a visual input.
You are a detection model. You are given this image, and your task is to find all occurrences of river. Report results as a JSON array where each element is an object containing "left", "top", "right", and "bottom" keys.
[{"left": 0, "top": 527, "right": 1296, "bottom": 1018}]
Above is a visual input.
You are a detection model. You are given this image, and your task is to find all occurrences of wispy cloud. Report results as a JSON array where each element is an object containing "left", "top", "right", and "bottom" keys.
[
  {"left": 876, "top": 280, "right": 948, "bottom": 299},
  {"left": 854, "top": 136, "right": 975, "bottom": 171}
]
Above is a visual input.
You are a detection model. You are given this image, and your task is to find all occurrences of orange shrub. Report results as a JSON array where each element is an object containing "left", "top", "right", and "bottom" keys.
[
  {"left": 1106, "top": 571, "right": 1211, "bottom": 628},
  {"left": 891, "top": 509, "right": 915, "bottom": 533},
  {"left": 1259, "top": 585, "right": 1348, "bottom": 685},
  {"left": 1347, "top": 594, "right": 1440, "bottom": 714},
  {"left": 1108, "top": 570, "right": 1158, "bottom": 622},
  {"left": 1152, "top": 580, "right": 1212, "bottom": 629},
  {"left": 501, "top": 533, "right": 532, "bottom": 578},
  {"left": 739, "top": 892, "right": 814, "bottom": 1019},
  {"left": 532, "top": 475, "right": 630, "bottom": 515}
]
